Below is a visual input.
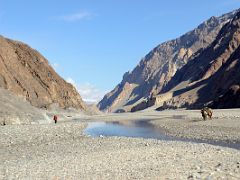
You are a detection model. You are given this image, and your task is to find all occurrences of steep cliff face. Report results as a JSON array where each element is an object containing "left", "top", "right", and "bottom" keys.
[
  {"left": 98, "top": 10, "right": 236, "bottom": 112},
  {"left": 0, "top": 36, "right": 86, "bottom": 110},
  {"left": 160, "top": 10, "right": 240, "bottom": 109}
]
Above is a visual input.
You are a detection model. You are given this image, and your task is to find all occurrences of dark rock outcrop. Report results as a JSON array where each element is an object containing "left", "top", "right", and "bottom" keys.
[
  {"left": 212, "top": 85, "right": 240, "bottom": 109},
  {"left": 0, "top": 36, "right": 86, "bottom": 110}
]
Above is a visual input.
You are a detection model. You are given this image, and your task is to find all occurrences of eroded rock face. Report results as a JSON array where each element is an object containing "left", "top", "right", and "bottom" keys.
[
  {"left": 98, "top": 10, "right": 236, "bottom": 112},
  {"left": 160, "top": 10, "right": 240, "bottom": 109},
  {"left": 0, "top": 36, "right": 86, "bottom": 110}
]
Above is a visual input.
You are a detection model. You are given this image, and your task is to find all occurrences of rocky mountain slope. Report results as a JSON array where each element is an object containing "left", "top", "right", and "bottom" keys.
[
  {"left": 0, "top": 36, "right": 86, "bottom": 110},
  {"left": 98, "top": 10, "right": 237, "bottom": 112},
  {"left": 160, "top": 10, "right": 240, "bottom": 109}
]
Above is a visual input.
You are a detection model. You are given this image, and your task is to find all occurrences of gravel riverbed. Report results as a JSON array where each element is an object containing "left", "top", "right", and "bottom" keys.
[{"left": 1, "top": 110, "right": 240, "bottom": 179}]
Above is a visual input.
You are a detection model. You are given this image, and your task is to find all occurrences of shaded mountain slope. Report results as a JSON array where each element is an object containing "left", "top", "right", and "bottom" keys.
[{"left": 212, "top": 85, "right": 240, "bottom": 109}]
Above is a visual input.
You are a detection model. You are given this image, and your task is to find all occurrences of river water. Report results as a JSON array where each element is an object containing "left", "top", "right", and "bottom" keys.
[{"left": 84, "top": 120, "right": 240, "bottom": 150}]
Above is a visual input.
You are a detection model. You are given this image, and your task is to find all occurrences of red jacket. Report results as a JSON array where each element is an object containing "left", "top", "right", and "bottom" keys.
[{"left": 53, "top": 115, "right": 58, "bottom": 121}]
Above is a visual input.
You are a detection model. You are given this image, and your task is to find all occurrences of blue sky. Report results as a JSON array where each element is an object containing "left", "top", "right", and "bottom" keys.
[{"left": 0, "top": 0, "right": 239, "bottom": 103}]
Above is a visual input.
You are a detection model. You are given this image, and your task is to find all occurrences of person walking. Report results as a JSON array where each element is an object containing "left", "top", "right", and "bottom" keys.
[{"left": 53, "top": 115, "right": 58, "bottom": 124}]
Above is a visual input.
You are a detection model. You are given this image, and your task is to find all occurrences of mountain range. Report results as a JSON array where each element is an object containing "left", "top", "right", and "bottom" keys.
[
  {"left": 98, "top": 9, "right": 240, "bottom": 112},
  {"left": 0, "top": 8, "right": 239, "bottom": 119},
  {"left": 159, "top": 10, "right": 240, "bottom": 109}
]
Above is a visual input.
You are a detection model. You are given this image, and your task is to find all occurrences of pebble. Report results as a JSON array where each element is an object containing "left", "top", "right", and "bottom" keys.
[
  {"left": 216, "top": 163, "right": 222, "bottom": 167},
  {"left": 215, "top": 168, "right": 221, "bottom": 172}
]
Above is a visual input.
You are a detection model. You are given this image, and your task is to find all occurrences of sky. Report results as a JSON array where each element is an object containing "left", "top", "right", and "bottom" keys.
[{"left": 0, "top": 0, "right": 239, "bottom": 103}]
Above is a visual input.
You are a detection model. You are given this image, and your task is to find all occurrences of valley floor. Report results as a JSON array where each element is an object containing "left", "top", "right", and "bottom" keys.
[{"left": 1, "top": 109, "right": 240, "bottom": 179}]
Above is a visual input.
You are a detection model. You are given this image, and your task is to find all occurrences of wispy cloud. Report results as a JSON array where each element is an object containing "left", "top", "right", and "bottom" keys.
[
  {"left": 66, "top": 78, "right": 107, "bottom": 103},
  {"left": 52, "top": 63, "right": 60, "bottom": 70},
  {"left": 51, "top": 62, "right": 64, "bottom": 73},
  {"left": 58, "top": 11, "right": 94, "bottom": 22}
]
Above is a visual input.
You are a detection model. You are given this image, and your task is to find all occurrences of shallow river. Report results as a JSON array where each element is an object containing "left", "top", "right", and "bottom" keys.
[{"left": 84, "top": 120, "right": 240, "bottom": 150}]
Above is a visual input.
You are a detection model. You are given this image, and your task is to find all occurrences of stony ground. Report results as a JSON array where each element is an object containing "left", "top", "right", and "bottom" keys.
[
  {"left": 84, "top": 109, "right": 240, "bottom": 144},
  {"left": 150, "top": 109, "right": 240, "bottom": 144},
  {"left": 1, "top": 113, "right": 240, "bottom": 179}
]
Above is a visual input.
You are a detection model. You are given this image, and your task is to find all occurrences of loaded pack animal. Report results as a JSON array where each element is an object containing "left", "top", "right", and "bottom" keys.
[{"left": 201, "top": 107, "right": 213, "bottom": 120}]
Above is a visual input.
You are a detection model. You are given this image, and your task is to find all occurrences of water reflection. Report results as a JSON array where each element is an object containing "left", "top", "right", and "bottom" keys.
[
  {"left": 84, "top": 120, "right": 175, "bottom": 140},
  {"left": 84, "top": 120, "right": 240, "bottom": 150}
]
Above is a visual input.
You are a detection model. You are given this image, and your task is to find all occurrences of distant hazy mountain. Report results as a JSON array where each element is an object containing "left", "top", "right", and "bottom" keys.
[
  {"left": 98, "top": 9, "right": 237, "bottom": 112},
  {"left": 0, "top": 36, "right": 86, "bottom": 110}
]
